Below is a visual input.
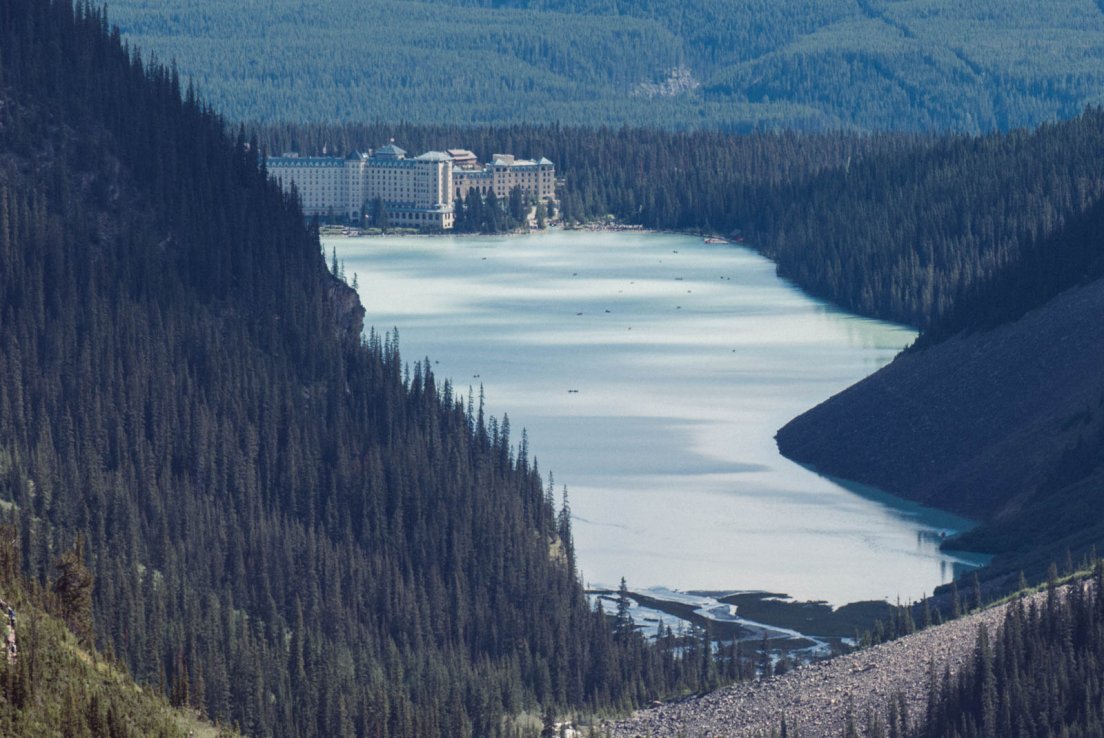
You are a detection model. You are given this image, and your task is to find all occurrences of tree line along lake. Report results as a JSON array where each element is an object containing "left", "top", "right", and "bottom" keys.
[{"left": 329, "top": 229, "right": 988, "bottom": 609}]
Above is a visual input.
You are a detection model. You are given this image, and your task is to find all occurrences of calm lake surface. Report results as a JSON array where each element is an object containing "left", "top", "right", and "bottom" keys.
[{"left": 330, "top": 230, "right": 986, "bottom": 606}]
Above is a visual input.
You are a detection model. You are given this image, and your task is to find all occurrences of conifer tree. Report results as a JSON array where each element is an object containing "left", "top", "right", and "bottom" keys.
[{"left": 52, "top": 536, "right": 93, "bottom": 645}]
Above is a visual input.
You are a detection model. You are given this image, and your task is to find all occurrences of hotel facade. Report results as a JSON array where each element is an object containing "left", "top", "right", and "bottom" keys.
[{"left": 267, "top": 144, "right": 556, "bottom": 230}]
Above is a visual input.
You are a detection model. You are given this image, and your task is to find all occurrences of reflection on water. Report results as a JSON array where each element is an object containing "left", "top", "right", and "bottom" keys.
[{"left": 331, "top": 230, "right": 988, "bottom": 606}]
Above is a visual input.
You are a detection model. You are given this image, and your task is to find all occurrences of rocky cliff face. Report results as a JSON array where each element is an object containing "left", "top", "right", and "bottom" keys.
[{"left": 324, "top": 275, "right": 366, "bottom": 342}]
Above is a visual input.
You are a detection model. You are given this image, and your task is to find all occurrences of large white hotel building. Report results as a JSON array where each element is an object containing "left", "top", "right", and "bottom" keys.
[{"left": 266, "top": 144, "right": 555, "bottom": 230}]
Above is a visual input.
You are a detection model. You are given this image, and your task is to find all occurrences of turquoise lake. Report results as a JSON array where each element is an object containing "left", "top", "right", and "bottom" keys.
[{"left": 330, "top": 230, "right": 987, "bottom": 606}]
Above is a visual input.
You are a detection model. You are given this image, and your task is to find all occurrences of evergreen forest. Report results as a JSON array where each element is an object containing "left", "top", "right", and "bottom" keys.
[
  {"left": 106, "top": 0, "right": 1104, "bottom": 132},
  {"left": 0, "top": 1, "right": 743, "bottom": 735},
  {"left": 913, "top": 567, "right": 1104, "bottom": 738}
]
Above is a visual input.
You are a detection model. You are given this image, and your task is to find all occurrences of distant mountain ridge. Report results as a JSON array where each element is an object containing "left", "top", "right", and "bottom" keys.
[{"left": 108, "top": 0, "right": 1104, "bottom": 131}]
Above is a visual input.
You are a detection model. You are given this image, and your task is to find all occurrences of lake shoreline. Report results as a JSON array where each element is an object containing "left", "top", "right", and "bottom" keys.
[
  {"left": 332, "top": 230, "right": 979, "bottom": 606},
  {"left": 590, "top": 586, "right": 895, "bottom": 643},
  {"left": 322, "top": 218, "right": 740, "bottom": 242}
]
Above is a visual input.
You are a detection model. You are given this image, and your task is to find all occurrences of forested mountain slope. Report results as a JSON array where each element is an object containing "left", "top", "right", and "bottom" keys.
[
  {"left": 778, "top": 276, "right": 1104, "bottom": 521},
  {"left": 0, "top": 1, "right": 713, "bottom": 735},
  {"left": 913, "top": 570, "right": 1104, "bottom": 738},
  {"left": 776, "top": 194, "right": 1104, "bottom": 584},
  {"left": 110, "top": 0, "right": 1104, "bottom": 131}
]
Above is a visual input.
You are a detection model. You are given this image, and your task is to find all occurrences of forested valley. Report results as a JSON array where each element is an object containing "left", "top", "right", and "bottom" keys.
[
  {"left": 0, "top": 1, "right": 750, "bottom": 735},
  {"left": 6, "top": 0, "right": 1104, "bottom": 735},
  {"left": 262, "top": 115, "right": 1104, "bottom": 626}
]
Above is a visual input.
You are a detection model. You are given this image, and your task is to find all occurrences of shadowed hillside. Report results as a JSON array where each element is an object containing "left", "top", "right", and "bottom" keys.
[
  {"left": 0, "top": 1, "right": 727, "bottom": 735},
  {"left": 777, "top": 196, "right": 1104, "bottom": 585}
]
